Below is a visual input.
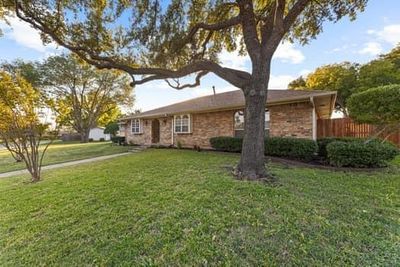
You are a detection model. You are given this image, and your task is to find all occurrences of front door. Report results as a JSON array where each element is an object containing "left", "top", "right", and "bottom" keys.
[{"left": 151, "top": 119, "right": 160, "bottom": 144}]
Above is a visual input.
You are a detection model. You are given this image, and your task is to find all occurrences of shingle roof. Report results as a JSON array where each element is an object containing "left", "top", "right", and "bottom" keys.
[{"left": 122, "top": 89, "right": 336, "bottom": 119}]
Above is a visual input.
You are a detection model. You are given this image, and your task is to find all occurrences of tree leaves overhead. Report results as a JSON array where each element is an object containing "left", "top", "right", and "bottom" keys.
[{"left": 1, "top": 0, "right": 368, "bottom": 70}]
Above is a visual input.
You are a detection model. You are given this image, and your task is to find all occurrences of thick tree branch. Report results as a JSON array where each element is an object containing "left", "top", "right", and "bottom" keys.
[
  {"left": 14, "top": 1, "right": 250, "bottom": 88},
  {"left": 165, "top": 71, "right": 209, "bottom": 90}
]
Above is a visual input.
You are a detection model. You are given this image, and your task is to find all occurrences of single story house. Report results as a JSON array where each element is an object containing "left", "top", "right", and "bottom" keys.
[{"left": 119, "top": 89, "right": 336, "bottom": 149}]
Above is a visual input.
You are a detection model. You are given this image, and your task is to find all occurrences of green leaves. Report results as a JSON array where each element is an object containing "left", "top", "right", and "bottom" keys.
[{"left": 347, "top": 84, "right": 400, "bottom": 126}]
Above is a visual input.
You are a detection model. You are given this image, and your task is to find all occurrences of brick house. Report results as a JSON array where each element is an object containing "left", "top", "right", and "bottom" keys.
[{"left": 119, "top": 90, "right": 336, "bottom": 149}]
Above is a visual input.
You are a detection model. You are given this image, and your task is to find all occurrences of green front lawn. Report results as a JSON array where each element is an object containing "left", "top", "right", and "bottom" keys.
[
  {"left": 0, "top": 141, "right": 129, "bottom": 173},
  {"left": 0, "top": 150, "right": 399, "bottom": 266}
]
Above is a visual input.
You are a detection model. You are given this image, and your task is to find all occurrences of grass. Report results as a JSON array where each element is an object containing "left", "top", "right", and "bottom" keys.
[
  {"left": 0, "top": 150, "right": 399, "bottom": 266},
  {"left": 0, "top": 141, "right": 129, "bottom": 173}
]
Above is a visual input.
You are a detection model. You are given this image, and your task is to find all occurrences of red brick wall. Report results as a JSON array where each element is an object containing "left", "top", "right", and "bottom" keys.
[
  {"left": 124, "top": 102, "right": 314, "bottom": 147},
  {"left": 174, "top": 110, "right": 235, "bottom": 148},
  {"left": 269, "top": 102, "right": 313, "bottom": 139}
]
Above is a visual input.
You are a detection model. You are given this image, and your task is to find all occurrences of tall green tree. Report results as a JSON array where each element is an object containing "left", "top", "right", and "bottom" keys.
[
  {"left": 1, "top": 0, "right": 368, "bottom": 179},
  {"left": 40, "top": 54, "right": 134, "bottom": 142},
  {"left": 358, "top": 46, "right": 400, "bottom": 91},
  {"left": 303, "top": 62, "right": 358, "bottom": 116}
]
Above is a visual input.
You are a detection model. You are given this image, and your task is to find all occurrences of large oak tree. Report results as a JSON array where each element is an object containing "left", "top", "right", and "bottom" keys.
[{"left": 1, "top": 0, "right": 368, "bottom": 179}]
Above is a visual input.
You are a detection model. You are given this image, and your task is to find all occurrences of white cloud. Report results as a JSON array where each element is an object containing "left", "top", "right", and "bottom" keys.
[
  {"left": 0, "top": 16, "right": 57, "bottom": 53},
  {"left": 269, "top": 74, "right": 296, "bottom": 89},
  {"left": 274, "top": 42, "right": 305, "bottom": 64},
  {"left": 376, "top": 24, "right": 400, "bottom": 45},
  {"left": 218, "top": 50, "right": 250, "bottom": 71},
  {"left": 359, "top": 42, "right": 383, "bottom": 56}
]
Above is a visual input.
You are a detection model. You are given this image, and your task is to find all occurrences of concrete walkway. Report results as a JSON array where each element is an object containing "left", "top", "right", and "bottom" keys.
[{"left": 0, "top": 152, "right": 131, "bottom": 179}]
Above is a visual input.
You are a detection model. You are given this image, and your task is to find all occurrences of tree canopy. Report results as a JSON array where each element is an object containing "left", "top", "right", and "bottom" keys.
[
  {"left": 348, "top": 84, "right": 400, "bottom": 139},
  {"left": 40, "top": 54, "right": 133, "bottom": 142},
  {"left": 289, "top": 44, "right": 400, "bottom": 115}
]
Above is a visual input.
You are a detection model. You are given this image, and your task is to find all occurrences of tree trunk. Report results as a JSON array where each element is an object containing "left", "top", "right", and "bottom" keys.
[
  {"left": 80, "top": 130, "right": 90, "bottom": 143},
  {"left": 236, "top": 85, "right": 268, "bottom": 180}
]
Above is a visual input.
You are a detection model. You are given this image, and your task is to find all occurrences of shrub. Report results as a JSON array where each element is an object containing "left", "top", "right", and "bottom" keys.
[
  {"left": 111, "top": 136, "right": 125, "bottom": 145},
  {"left": 99, "top": 137, "right": 105, "bottom": 142},
  {"left": 265, "top": 137, "right": 318, "bottom": 161},
  {"left": 326, "top": 141, "right": 398, "bottom": 168},
  {"left": 88, "top": 138, "right": 94, "bottom": 142},
  {"left": 209, "top": 136, "right": 242, "bottom": 152},
  {"left": 317, "top": 137, "right": 367, "bottom": 158}
]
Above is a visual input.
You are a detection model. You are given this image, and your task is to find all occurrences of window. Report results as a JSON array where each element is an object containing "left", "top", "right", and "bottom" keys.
[
  {"left": 234, "top": 110, "right": 270, "bottom": 137},
  {"left": 174, "top": 114, "right": 191, "bottom": 133},
  {"left": 131, "top": 119, "right": 141, "bottom": 133}
]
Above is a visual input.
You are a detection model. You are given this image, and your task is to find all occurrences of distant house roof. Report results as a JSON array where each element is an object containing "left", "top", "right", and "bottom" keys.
[{"left": 122, "top": 89, "right": 336, "bottom": 120}]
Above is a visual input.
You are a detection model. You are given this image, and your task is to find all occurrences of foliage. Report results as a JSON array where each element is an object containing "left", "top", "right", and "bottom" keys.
[
  {"left": 0, "top": 59, "right": 42, "bottom": 87},
  {"left": 288, "top": 76, "right": 306, "bottom": 89},
  {"left": 317, "top": 137, "right": 369, "bottom": 158},
  {"left": 265, "top": 137, "right": 317, "bottom": 161},
  {"left": 326, "top": 140, "right": 398, "bottom": 167},
  {"left": 0, "top": 71, "right": 55, "bottom": 182},
  {"left": 357, "top": 45, "right": 400, "bottom": 91},
  {"left": 0, "top": 150, "right": 399, "bottom": 265},
  {"left": 110, "top": 136, "right": 125, "bottom": 145},
  {"left": 347, "top": 85, "right": 400, "bottom": 137},
  {"left": 104, "top": 122, "right": 120, "bottom": 136},
  {"left": 39, "top": 54, "right": 133, "bottom": 142},
  {"left": 210, "top": 136, "right": 243, "bottom": 152},
  {"left": 290, "top": 62, "right": 358, "bottom": 115},
  {"left": 210, "top": 136, "right": 317, "bottom": 161}
]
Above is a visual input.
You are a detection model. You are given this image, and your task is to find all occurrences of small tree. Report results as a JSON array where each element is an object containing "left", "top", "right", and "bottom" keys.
[
  {"left": 104, "top": 122, "right": 120, "bottom": 137},
  {"left": 0, "top": 71, "right": 56, "bottom": 182},
  {"left": 348, "top": 84, "right": 400, "bottom": 141}
]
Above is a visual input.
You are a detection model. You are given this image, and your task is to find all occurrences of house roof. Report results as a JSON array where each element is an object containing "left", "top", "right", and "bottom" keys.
[{"left": 121, "top": 89, "right": 336, "bottom": 120}]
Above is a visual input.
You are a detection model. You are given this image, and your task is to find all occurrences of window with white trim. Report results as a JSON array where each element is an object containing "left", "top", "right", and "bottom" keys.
[
  {"left": 174, "top": 114, "right": 191, "bottom": 133},
  {"left": 131, "top": 119, "right": 141, "bottom": 133}
]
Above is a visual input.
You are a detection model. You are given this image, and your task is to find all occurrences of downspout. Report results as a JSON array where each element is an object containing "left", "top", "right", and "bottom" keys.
[
  {"left": 171, "top": 116, "right": 174, "bottom": 146},
  {"left": 310, "top": 97, "right": 317, "bottom": 140}
]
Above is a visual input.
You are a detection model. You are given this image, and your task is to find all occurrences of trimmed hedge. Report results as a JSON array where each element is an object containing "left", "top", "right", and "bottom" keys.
[
  {"left": 111, "top": 136, "right": 125, "bottom": 145},
  {"left": 209, "top": 136, "right": 242, "bottom": 152},
  {"left": 210, "top": 136, "right": 318, "bottom": 161},
  {"left": 265, "top": 137, "right": 318, "bottom": 161},
  {"left": 317, "top": 137, "right": 368, "bottom": 158},
  {"left": 326, "top": 141, "right": 398, "bottom": 168}
]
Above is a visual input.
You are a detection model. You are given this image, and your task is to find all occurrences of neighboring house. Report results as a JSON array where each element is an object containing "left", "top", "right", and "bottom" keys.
[
  {"left": 119, "top": 89, "right": 336, "bottom": 149},
  {"left": 89, "top": 127, "right": 110, "bottom": 141}
]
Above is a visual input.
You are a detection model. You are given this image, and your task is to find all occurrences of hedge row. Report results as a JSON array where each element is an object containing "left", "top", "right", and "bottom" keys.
[
  {"left": 209, "top": 136, "right": 317, "bottom": 161},
  {"left": 209, "top": 136, "right": 398, "bottom": 167},
  {"left": 326, "top": 140, "right": 398, "bottom": 168}
]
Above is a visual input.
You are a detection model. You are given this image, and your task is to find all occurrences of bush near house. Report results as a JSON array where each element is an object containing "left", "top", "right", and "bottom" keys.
[
  {"left": 317, "top": 137, "right": 369, "bottom": 158},
  {"left": 265, "top": 137, "right": 318, "bottom": 161},
  {"left": 210, "top": 136, "right": 317, "bottom": 161},
  {"left": 209, "top": 136, "right": 243, "bottom": 152},
  {"left": 327, "top": 141, "right": 398, "bottom": 168},
  {"left": 111, "top": 136, "right": 125, "bottom": 145}
]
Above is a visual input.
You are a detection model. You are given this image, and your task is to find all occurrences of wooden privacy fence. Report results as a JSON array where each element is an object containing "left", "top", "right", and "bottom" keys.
[{"left": 317, "top": 118, "right": 400, "bottom": 147}]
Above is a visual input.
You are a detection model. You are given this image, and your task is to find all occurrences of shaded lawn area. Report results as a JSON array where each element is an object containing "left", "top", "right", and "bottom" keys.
[
  {"left": 0, "top": 141, "right": 129, "bottom": 173},
  {"left": 0, "top": 150, "right": 399, "bottom": 266}
]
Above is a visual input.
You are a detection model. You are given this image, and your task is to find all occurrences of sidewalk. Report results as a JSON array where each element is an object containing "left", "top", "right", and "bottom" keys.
[{"left": 0, "top": 152, "right": 131, "bottom": 179}]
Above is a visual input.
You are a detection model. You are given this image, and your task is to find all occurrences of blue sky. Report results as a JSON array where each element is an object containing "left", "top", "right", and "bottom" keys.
[{"left": 0, "top": 0, "right": 399, "bottom": 112}]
